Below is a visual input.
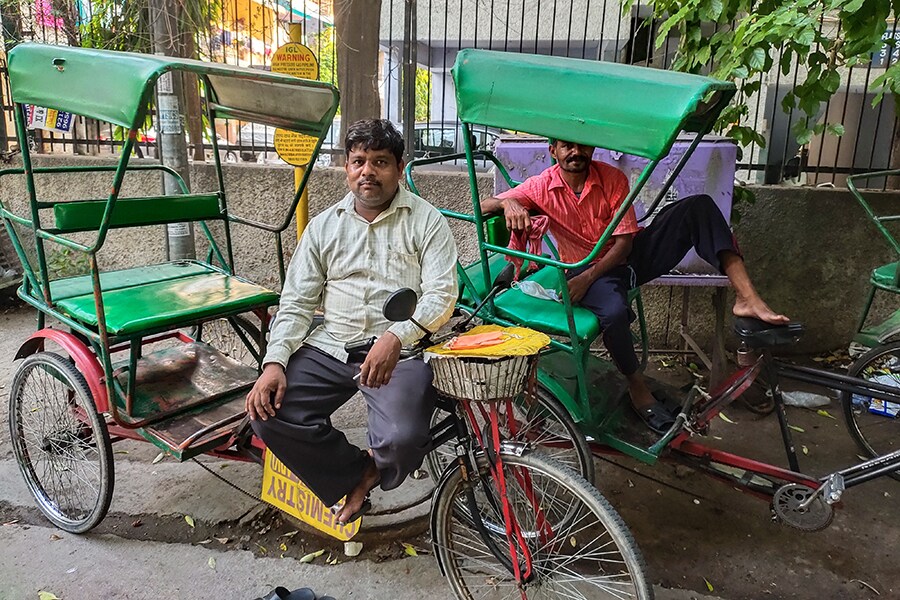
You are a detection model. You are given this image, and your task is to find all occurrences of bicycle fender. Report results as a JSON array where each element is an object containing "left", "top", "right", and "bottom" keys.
[{"left": 15, "top": 329, "right": 109, "bottom": 413}]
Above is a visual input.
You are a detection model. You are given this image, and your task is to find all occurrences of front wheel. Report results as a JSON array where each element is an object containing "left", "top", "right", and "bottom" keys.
[
  {"left": 426, "top": 385, "right": 594, "bottom": 484},
  {"left": 841, "top": 341, "right": 900, "bottom": 480},
  {"left": 8, "top": 352, "right": 114, "bottom": 533},
  {"left": 432, "top": 450, "right": 653, "bottom": 600}
]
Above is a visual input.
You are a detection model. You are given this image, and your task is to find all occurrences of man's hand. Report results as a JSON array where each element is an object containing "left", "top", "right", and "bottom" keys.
[
  {"left": 246, "top": 363, "right": 287, "bottom": 421},
  {"left": 566, "top": 269, "right": 596, "bottom": 304},
  {"left": 358, "top": 332, "right": 402, "bottom": 388},
  {"left": 501, "top": 197, "right": 531, "bottom": 231}
]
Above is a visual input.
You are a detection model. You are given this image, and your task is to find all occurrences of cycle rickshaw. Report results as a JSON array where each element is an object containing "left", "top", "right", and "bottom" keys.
[
  {"left": 408, "top": 49, "right": 900, "bottom": 536},
  {"left": 3, "top": 44, "right": 662, "bottom": 600}
]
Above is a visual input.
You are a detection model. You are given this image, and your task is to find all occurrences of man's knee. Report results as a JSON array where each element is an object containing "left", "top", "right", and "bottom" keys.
[
  {"left": 596, "top": 303, "right": 630, "bottom": 329},
  {"left": 683, "top": 194, "right": 718, "bottom": 216}
]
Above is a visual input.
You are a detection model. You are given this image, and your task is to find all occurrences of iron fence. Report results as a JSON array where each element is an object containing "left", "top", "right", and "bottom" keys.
[{"left": 0, "top": 0, "right": 897, "bottom": 187}]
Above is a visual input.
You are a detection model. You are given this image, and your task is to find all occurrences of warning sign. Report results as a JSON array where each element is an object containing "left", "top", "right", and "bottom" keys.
[
  {"left": 261, "top": 449, "right": 362, "bottom": 540},
  {"left": 274, "top": 129, "right": 318, "bottom": 166},
  {"left": 271, "top": 43, "right": 319, "bottom": 81},
  {"left": 271, "top": 42, "right": 321, "bottom": 166}
]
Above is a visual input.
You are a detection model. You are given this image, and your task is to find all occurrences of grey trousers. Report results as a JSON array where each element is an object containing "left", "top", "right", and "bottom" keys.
[{"left": 251, "top": 345, "right": 436, "bottom": 507}]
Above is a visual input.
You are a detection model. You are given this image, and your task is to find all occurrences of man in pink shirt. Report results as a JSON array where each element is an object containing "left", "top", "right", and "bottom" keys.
[{"left": 481, "top": 139, "right": 787, "bottom": 434}]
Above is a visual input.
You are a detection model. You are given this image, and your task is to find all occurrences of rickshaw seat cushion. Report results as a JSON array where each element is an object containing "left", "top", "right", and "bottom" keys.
[
  {"left": 871, "top": 262, "right": 900, "bottom": 290},
  {"left": 49, "top": 261, "right": 211, "bottom": 301},
  {"left": 53, "top": 193, "right": 221, "bottom": 232},
  {"left": 460, "top": 253, "right": 517, "bottom": 306},
  {"left": 54, "top": 268, "right": 278, "bottom": 335},
  {"left": 494, "top": 266, "right": 601, "bottom": 341}
]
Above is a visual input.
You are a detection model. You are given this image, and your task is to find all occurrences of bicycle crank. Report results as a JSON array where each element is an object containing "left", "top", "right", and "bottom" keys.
[{"left": 771, "top": 483, "right": 834, "bottom": 532}]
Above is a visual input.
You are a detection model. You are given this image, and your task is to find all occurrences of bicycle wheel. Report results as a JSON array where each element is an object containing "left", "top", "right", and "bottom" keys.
[
  {"left": 190, "top": 314, "right": 263, "bottom": 368},
  {"left": 8, "top": 352, "right": 114, "bottom": 533},
  {"left": 432, "top": 450, "right": 653, "bottom": 600},
  {"left": 841, "top": 341, "right": 900, "bottom": 479},
  {"left": 426, "top": 385, "right": 594, "bottom": 484}
]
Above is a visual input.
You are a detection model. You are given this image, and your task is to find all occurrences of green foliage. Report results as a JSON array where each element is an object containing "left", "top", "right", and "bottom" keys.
[
  {"left": 631, "top": 0, "right": 900, "bottom": 151},
  {"left": 312, "top": 26, "right": 337, "bottom": 87},
  {"left": 415, "top": 67, "right": 432, "bottom": 122},
  {"left": 47, "top": 247, "right": 90, "bottom": 279}
]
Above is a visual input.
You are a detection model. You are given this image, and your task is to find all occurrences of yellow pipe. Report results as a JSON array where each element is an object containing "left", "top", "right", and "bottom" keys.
[{"left": 288, "top": 22, "right": 309, "bottom": 240}]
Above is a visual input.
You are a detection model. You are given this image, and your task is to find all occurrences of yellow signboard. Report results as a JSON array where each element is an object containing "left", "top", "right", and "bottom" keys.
[
  {"left": 261, "top": 450, "right": 362, "bottom": 540},
  {"left": 271, "top": 42, "right": 321, "bottom": 167},
  {"left": 274, "top": 129, "right": 319, "bottom": 167},
  {"left": 271, "top": 42, "right": 319, "bottom": 80}
]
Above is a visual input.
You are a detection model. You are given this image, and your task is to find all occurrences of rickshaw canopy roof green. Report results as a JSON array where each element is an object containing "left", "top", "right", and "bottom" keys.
[
  {"left": 7, "top": 44, "right": 339, "bottom": 133},
  {"left": 452, "top": 49, "right": 736, "bottom": 160}
]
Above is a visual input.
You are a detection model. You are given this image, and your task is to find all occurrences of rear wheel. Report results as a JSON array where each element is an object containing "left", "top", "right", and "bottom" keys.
[
  {"left": 191, "top": 315, "right": 263, "bottom": 369},
  {"left": 432, "top": 451, "right": 653, "bottom": 600},
  {"left": 841, "top": 341, "right": 900, "bottom": 480},
  {"left": 9, "top": 352, "right": 114, "bottom": 533},
  {"left": 426, "top": 385, "right": 594, "bottom": 484}
]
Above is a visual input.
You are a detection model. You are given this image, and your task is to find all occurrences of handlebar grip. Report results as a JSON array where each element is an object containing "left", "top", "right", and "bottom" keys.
[{"left": 345, "top": 336, "right": 377, "bottom": 361}]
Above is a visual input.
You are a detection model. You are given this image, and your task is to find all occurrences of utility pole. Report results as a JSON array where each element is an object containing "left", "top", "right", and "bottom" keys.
[
  {"left": 401, "top": 0, "right": 417, "bottom": 163},
  {"left": 150, "top": 0, "right": 195, "bottom": 260}
]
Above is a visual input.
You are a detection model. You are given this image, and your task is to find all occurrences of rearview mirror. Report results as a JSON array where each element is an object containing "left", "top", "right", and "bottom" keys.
[
  {"left": 382, "top": 288, "right": 418, "bottom": 322},
  {"left": 493, "top": 263, "right": 515, "bottom": 292}
]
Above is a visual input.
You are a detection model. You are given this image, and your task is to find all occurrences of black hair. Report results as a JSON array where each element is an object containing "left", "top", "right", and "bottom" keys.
[{"left": 344, "top": 119, "right": 405, "bottom": 164}]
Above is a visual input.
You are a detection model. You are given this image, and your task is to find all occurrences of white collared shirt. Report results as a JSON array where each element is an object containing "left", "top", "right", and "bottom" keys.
[{"left": 264, "top": 186, "right": 458, "bottom": 366}]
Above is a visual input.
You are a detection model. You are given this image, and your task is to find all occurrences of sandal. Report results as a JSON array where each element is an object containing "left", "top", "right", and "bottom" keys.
[
  {"left": 633, "top": 400, "right": 676, "bottom": 435},
  {"left": 254, "top": 588, "right": 316, "bottom": 600}
]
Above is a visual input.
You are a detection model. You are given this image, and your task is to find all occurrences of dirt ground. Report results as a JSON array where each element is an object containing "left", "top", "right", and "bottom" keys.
[{"left": 1, "top": 296, "right": 898, "bottom": 599}]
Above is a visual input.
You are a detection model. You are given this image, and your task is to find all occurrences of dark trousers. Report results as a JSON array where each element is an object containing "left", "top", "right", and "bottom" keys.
[
  {"left": 251, "top": 345, "right": 436, "bottom": 507},
  {"left": 574, "top": 194, "right": 739, "bottom": 376}
]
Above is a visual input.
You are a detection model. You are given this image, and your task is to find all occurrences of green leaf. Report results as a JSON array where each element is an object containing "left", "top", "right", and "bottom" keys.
[
  {"left": 732, "top": 65, "right": 749, "bottom": 79},
  {"left": 747, "top": 47, "right": 766, "bottom": 71},
  {"left": 817, "top": 409, "right": 837, "bottom": 420},
  {"left": 705, "top": 578, "right": 715, "bottom": 592},
  {"left": 825, "top": 123, "right": 846, "bottom": 136},
  {"left": 299, "top": 549, "right": 326, "bottom": 563},
  {"left": 822, "top": 70, "right": 842, "bottom": 94},
  {"left": 843, "top": 0, "right": 865, "bottom": 12},
  {"left": 402, "top": 542, "right": 418, "bottom": 557},
  {"left": 184, "top": 515, "right": 195, "bottom": 528},
  {"left": 38, "top": 593, "right": 60, "bottom": 600}
]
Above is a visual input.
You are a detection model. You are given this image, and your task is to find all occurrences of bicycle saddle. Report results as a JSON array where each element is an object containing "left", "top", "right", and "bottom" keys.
[{"left": 733, "top": 317, "right": 804, "bottom": 348}]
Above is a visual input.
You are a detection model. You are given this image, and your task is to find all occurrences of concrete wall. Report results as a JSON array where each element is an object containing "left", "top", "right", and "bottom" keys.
[{"left": 2, "top": 155, "right": 898, "bottom": 353}]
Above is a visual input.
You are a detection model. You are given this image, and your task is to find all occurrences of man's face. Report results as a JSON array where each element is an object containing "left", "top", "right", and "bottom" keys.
[
  {"left": 549, "top": 141, "right": 594, "bottom": 174},
  {"left": 345, "top": 145, "right": 404, "bottom": 210}
]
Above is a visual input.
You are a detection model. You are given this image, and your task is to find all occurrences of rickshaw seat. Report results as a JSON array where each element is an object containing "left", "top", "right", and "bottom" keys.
[
  {"left": 459, "top": 253, "right": 533, "bottom": 306},
  {"left": 52, "top": 262, "right": 278, "bottom": 335},
  {"left": 494, "top": 266, "right": 601, "bottom": 341}
]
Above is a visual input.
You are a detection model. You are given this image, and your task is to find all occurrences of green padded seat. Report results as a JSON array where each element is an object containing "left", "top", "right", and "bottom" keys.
[
  {"left": 494, "top": 267, "right": 601, "bottom": 341},
  {"left": 872, "top": 262, "right": 900, "bottom": 289},
  {"left": 460, "top": 253, "right": 509, "bottom": 306},
  {"left": 54, "top": 265, "right": 278, "bottom": 335},
  {"left": 49, "top": 261, "right": 211, "bottom": 301}
]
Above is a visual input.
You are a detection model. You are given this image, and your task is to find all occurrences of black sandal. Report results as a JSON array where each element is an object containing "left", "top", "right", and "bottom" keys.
[
  {"left": 633, "top": 401, "right": 676, "bottom": 435},
  {"left": 331, "top": 496, "right": 371, "bottom": 524}
]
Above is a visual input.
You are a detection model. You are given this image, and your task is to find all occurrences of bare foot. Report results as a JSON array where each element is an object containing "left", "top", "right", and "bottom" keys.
[
  {"left": 626, "top": 373, "right": 656, "bottom": 410},
  {"left": 733, "top": 295, "right": 789, "bottom": 325},
  {"left": 336, "top": 454, "right": 379, "bottom": 524}
]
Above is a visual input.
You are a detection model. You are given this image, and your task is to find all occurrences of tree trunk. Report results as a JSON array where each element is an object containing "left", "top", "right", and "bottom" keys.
[
  {"left": 180, "top": 32, "right": 205, "bottom": 161},
  {"left": 333, "top": 0, "right": 382, "bottom": 165}
]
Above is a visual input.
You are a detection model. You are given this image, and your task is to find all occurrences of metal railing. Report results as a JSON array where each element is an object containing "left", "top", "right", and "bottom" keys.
[{"left": 0, "top": 0, "right": 896, "bottom": 187}]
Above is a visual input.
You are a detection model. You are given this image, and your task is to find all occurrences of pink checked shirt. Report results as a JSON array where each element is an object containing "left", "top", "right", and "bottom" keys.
[{"left": 495, "top": 161, "right": 640, "bottom": 265}]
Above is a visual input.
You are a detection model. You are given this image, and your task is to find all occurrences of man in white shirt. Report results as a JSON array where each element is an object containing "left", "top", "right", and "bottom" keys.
[{"left": 246, "top": 119, "right": 458, "bottom": 524}]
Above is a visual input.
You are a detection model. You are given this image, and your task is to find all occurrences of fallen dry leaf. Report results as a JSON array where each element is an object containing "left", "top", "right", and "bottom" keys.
[
  {"left": 402, "top": 542, "right": 418, "bottom": 557},
  {"left": 38, "top": 592, "right": 60, "bottom": 600},
  {"left": 704, "top": 578, "right": 714, "bottom": 592},
  {"left": 344, "top": 541, "right": 363, "bottom": 557},
  {"left": 718, "top": 412, "right": 735, "bottom": 424},
  {"left": 789, "top": 425, "right": 805, "bottom": 433},
  {"left": 184, "top": 515, "right": 195, "bottom": 528},
  {"left": 208, "top": 556, "right": 216, "bottom": 570},
  {"left": 299, "top": 549, "right": 325, "bottom": 563},
  {"left": 816, "top": 409, "right": 836, "bottom": 420}
]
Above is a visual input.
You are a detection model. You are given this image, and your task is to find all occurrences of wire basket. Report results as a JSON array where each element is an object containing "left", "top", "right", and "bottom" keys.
[{"left": 429, "top": 353, "right": 538, "bottom": 403}]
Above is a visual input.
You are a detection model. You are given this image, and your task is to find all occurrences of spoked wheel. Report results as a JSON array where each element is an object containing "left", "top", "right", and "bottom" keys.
[
  {"left": 191, "top": 314, "right": 263, "bottom": 369},
  {"left": 432, "top": 451, "right": 653, "bottom": 600},
  {"left": 426, "top": 385, "right": 594, "bottom": 484},
  {"left": 841, "top": 341, "right": 900, "bottom": 480},
  {"left": 9, "top": 352, "right": 114, "bottom": 533}
]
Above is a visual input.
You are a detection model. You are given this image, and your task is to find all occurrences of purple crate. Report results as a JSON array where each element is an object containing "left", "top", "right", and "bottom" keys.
[{"left": 493, "top": 135, "right": 737, "bottom": 274}]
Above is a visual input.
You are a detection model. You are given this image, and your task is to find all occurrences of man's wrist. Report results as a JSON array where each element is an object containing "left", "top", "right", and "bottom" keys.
[{"left": 262, "top": 362, "right": 285, "bottom": 373}]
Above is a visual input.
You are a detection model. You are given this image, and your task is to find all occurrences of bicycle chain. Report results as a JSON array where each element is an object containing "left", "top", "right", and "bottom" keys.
[
  {"left": 191, "top": 458, "right": 434, "bottom": 516},
  {"left": 191, "top": 458, "right": 264, "bottom": 504}
]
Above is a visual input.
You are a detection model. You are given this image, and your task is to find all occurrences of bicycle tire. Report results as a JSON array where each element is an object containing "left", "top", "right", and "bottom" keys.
[
  {"left": 190, "top": 314, "right": 263, "bottom": 369},
  {"left": 841, "top": 341, "right": 900, "bottom": 480},
  {"left": 432, "top": 450, "right": 653, "bottom": 600},
  {"left": 9, "top": 352, "right": 115, "bottom": 533},
  {"left": 426, "top": 384, "right": 594, "bottom": 484}
]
